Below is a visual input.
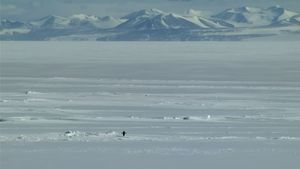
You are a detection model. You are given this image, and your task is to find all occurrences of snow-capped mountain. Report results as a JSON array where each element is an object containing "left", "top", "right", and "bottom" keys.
[
  {"left": 1, "top": 6, "right": 299, "bottom": 40},
  {"left": 68, "top": 14, "right": 101, "bottom": 28},
  {"left": 29, "top": 14, "right": 124, "bottom": 30},
  {"left": 0, "top": 19, "right": 30, "bottom": 35},
  {"left": 29, "top": 15, "right": 70, "bottom": 29},
  {"left": 121, "top": 8, "right": 166, "bottom": 20},
  {"left": 183, "top": 9, "right": 233, "bottom": 28},
  {"left": 117, "top": 10, "right": 201, "bottom": 30},
  {"left": 267, "top": 5, "right": 298, "bottom": 21},
  {"left": 214, "top": 6, "right": 299, "bottom": 27},
  {"left": 68, "top": 14, "right": 124, "bottom": 29},
  {"left": 117, "top": 9, "right": 231, "bottom": 30},
  {"left": 98, "top": 16, "right": 125, "bottom": 29},
  {"left": 273, "top": 14, "right": 300, "bottom": 26},
  {"left": 0, "top": 19, "right": 26, "bottom": 29},
  {"left": 186, "top": 15, "right": 233, "bottom": 28}
]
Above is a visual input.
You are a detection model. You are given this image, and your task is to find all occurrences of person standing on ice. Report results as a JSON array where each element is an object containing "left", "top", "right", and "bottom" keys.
[{"left": 122, "top": 131, "right": 127, "bottom": 137}]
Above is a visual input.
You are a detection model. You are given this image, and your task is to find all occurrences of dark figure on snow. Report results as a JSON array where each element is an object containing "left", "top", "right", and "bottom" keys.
[{"left": 122, "top": 131, "right": 127, "bottom": 137}]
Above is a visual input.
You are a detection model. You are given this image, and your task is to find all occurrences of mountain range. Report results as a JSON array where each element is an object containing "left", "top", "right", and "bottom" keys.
[{"left": 1, "top": 6, "right": 299, "bottom": 41}]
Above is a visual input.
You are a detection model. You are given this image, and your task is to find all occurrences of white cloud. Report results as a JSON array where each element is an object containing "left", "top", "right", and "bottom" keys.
[
  {"left": 1, "top": 0, "right": 300, "bottom": 20},
  {"left": 0, "top": 4, "right": 25, "bottom": 19},
  {"left": 0, "top": 4, "right": 17, "bottom": 11}
]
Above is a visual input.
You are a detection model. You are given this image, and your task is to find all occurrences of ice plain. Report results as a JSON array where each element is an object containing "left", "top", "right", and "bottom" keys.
[{"left": 0, "top": 42, "right": 300, "bottom": 169}]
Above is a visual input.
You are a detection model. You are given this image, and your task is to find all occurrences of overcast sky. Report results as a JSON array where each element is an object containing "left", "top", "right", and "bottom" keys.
[{"left": 1, "top": 0, "right": 300, "bottom": 21}]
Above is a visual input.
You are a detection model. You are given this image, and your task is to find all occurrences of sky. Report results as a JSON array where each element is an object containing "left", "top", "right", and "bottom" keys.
[{"left": 1, "top": 0, "right": 300, "bottom": 21}]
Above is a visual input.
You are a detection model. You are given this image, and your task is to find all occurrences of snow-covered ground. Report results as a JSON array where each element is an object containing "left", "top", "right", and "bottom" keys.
[{"left": 1, "top": 42, "right": 300, "bottom": 169}]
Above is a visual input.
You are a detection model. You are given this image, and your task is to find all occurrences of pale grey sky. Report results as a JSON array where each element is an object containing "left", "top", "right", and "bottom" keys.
[{"left": 1, "top": 0, "right": 300, "bottom": 21}]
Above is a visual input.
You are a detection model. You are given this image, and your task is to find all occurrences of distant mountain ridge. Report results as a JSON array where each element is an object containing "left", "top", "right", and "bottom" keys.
[
  {"left": 117, "top": 9, "right": 210, "bottom": 30},
  {"left": 1, "top": 6, "right": 300, "bottom": 40},
  {"left": 214, "top": 5, "right": 299, "bottom": 27},
  {"left": 27, "top": 14, "right": 124, "bottom": 30}
]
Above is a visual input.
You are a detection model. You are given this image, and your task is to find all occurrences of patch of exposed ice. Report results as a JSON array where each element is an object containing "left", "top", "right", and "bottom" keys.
[
  {"left": 24, "top": 98, "right": 48, "bottom": 102},
  {"left": 0, "top": 100, "right": 9, "bottom": 103},
  {"left": 25, "top": 91, "right": 44, "bottom": 95}
]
